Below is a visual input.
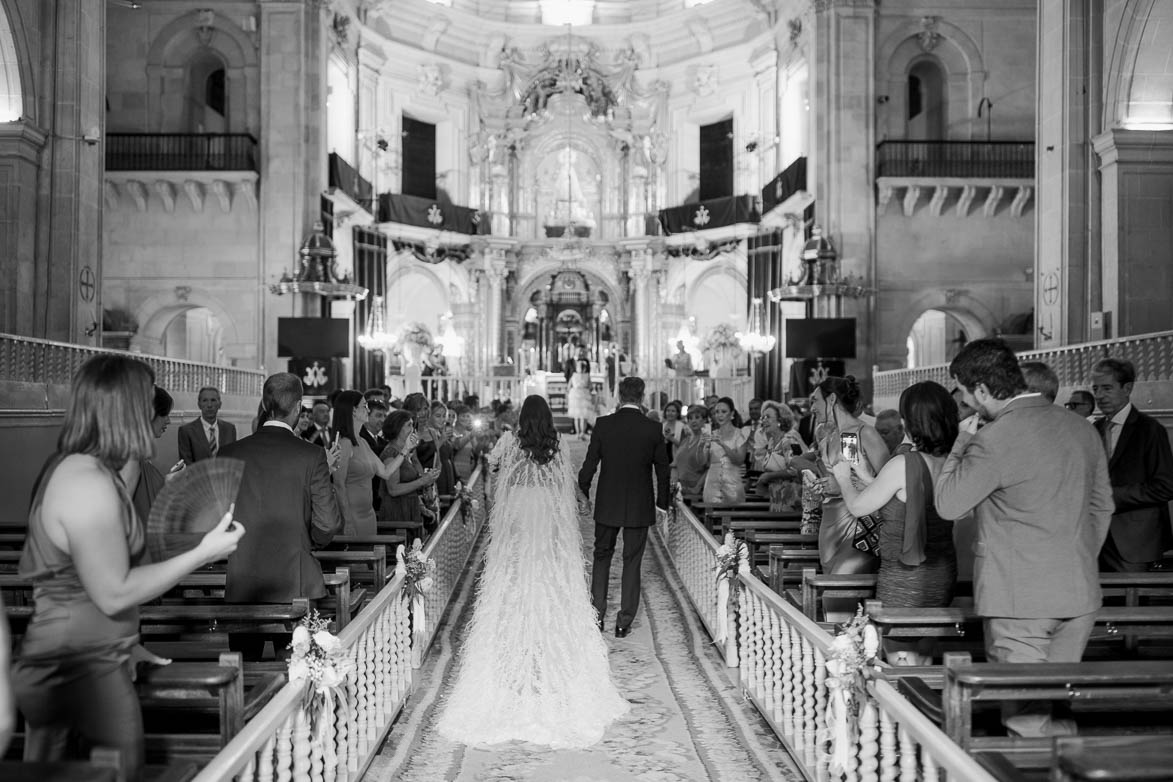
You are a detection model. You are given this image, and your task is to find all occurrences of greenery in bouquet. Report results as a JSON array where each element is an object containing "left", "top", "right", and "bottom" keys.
[
  {"left": 454, "top": 480, "right": 479, "bottom": 526},
  {"left": 400, "top": 538, "right": 437, "bottom": 597},
  {"left": 399, "top": 322, "right": 434, "bottom": 347},
  {"left": 714, "top": 532, "right": 751, "bottom": 597},
  {"left": 824, "top": 606, "right": 881, "bottom": 774},
  {"left": 702, "top": 323, "right": 744, "bottom": 355},
  {"left": 287, "top": 610, "right": 352, "bottom": 725}
]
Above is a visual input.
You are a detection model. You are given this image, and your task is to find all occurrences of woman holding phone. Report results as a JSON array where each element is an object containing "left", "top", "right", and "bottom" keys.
[
  {"left": 811, "top": 376, "right": 889, "bottom": 592},
  {"left": 379, "top": 410, "right": 441, "bottom": 536},
  {"left": 702, "top": 397, "right": 749, "bottom": 504}
]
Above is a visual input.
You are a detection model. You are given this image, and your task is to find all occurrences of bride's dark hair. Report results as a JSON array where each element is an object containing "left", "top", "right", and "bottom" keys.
[{"left": 517, "top": 394, "right": 559, "bottom": 465}]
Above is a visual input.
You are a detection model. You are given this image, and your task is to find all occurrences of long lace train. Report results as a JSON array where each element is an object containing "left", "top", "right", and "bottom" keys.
[{"left": 436, "top": 433, "right": 629, "bottom": 748}]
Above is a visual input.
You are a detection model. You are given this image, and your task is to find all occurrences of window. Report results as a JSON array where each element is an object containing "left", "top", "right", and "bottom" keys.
[
  {"left": 699, "top": 118, "right": 733, "bottom": 201},
  {"left": 205, "top": 69, "right": 226, "bottom": 116},
  {"left": 401, "top": 116, "right": 437, "bottom": 200},
  {"left": 906, "top": 59, "right": 945, "bottom": 139},
  {"left": 0, "top": 7, "right": 20, "bottom": 122}
]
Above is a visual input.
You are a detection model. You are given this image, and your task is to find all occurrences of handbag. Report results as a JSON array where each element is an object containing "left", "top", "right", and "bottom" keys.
[{"left": 852, "top": 513, "right": 881, "bottom": 556}]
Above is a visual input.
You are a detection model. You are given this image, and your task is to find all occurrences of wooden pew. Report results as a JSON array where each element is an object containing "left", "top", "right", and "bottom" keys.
[
  {"left": 767, "top": 545, "right": 822, "bottom": 595},
  {"left": 377, "top": 519, "right": 426, "bottom": 543},
  {"left": 1053, "top": 735, "right": 1173, "bottom": 781},
  {"left": 0, "top": 748, "right": 200, "bottom": 782},
  {"left": 942, "top": 652, "right": 1173, "bottom": 753},
  {"left": 313, "top": 544, "right": 387, "bottom": 590},
  {"left": 743, "top": 530, "right": 815, "bottom": 569}
]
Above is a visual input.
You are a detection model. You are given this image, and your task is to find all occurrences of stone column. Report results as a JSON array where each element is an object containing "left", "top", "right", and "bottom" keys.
[
  {"left": 809, "top": 0, "right": 876, "bottom": 371},
  {"left": 482, "top": 248, "right": 509, "bottom": 366},
  {"left": 1035, "top": 0, "right": 1098, "bottom": 347},
  {"left": 1092, "top": 129, "right": 1173, "bottom": 337},
  {"left": 26, "top": 0, "right": 106, "bottom": 342},
  {"left": 630, "top": 248, "right": 655, "bottom": 376},
  {"left": 357, "top": 45, "right": 384, "bottom": 204}
]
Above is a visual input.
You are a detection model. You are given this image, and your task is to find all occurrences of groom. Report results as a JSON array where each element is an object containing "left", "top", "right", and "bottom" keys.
[{"left": 579, "top": 376, "right": 671, "bottom": 637}]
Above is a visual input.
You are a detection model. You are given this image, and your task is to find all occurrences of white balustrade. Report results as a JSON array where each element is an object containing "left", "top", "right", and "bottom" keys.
[
  {"left": 193, "top": 464, "right": 489, "bottom": 782},
  {"left": 659, "top": 500, "right": 997, "bottom": 782}
]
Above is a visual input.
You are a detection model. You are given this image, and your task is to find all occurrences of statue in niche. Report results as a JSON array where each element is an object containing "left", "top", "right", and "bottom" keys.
[
  {"left": 418, "top": 64, "right": 444, "bottom": 97},
  {"left": 547, "top": 148, "right": 596, "bottom": 230},
  {"left": 497, "top": 45, "right": 527, "bottom": 101},
  {"left": 693, "top": 64, "right": 718, "bottom": 97},
  {"left": 611, "top": 46, "right": 643, "bottom": 104}
]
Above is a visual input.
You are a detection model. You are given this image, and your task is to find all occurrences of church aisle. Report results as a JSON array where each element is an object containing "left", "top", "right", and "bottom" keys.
[{"left": 368, "top": 438, "right": 801, "bottom": 782}]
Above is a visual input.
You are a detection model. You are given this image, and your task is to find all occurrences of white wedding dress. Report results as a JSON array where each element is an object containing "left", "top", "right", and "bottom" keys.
[{"left": 436, "top": 432, "right": 629, "bottom": 748}]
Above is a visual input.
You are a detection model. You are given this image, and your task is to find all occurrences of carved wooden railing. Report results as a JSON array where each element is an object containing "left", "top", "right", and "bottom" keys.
[
  {"left": 192, "top": 465, "right": 488, "bottom": 781},
  {"left": 0, "top": 332, "right": 263, "bottom": 398},
  {"left": 874, "top": 329, "right": 1173, "bottom": 410},
  {"left": 656, "top": 501, "right": 996, "bottom": 782}
]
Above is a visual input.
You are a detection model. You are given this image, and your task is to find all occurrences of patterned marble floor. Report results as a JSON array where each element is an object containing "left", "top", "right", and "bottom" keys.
[{"left": 367, "top": 439, "right": 802, "bottom": 782}]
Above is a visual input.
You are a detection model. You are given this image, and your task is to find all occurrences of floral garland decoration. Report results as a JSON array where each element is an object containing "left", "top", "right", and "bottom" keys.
[
  {"left": 824, "top": 606, "right": 880, "bottom": 775},
  {"left": 288, "top": 610, "right": 353, "bottom": 729},
  {"left": 702, "top": 323, "right": 744, "bottom": 356},
  {"left": 453, "top": 480, "right": 479, "bottom": 526},
  {"left": 668, "top": 481, "right": 681, "bottom": 525},
  {"left": 713, "top": 532, "right": 751, "bottom": 644},
  {"left": 396, "top": 539, "right": 437, "bottom": 636},
  {"left": 398, "top": 322, "right": 434, "bottom": 347}
]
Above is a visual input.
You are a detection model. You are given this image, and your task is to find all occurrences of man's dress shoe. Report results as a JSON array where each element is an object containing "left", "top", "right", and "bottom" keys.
[{"left": 615, "top": 626, "right": 631, "bottom": 639}]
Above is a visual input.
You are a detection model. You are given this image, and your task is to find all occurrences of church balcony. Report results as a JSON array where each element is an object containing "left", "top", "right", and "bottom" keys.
[
  {"left": 327, "top": 152, "right": 373, "bottom": 215},
  {"left": 873, "top": 329, "right": 1173, "bottom": 412},
  {"left": 106, "top": 133, "right": 258, "bottom": 172},
  {"left": 876, "top": 140, "right": 1034, "bottom": 218}
]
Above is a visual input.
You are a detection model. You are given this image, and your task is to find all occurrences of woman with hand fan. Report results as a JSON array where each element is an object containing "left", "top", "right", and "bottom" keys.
[
  {"left": 331, "top": 390, "right": 406, "bottom": 535},
  {"left": 11, "top": 355, "right": 245, "bottom": 782}
]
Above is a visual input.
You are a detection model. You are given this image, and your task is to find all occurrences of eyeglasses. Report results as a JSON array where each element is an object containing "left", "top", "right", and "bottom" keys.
[{"left": 1064, "top": 402, "right": 1089, "bottom": 410}]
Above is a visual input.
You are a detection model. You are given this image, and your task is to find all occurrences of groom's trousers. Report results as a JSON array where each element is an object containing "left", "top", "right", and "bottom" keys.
[{"left": 591, "top": 524, "right": 648, "bottom": 630}]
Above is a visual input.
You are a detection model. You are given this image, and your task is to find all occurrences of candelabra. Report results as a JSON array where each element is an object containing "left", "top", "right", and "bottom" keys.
[{"left": 736, "top": 298, "right": 776, "bottom": 356}]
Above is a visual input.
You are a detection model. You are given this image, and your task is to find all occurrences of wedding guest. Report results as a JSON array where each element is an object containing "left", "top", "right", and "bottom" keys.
[
  {"left": 951, "top": 386, "right": 977, "bottom": 422},
  {"left": 425, "top": 400, "right": 458, "bottom": 497},
  {"left": 673, "top": 406, "right": 711, "bottom": 497},
  {"left": 361, "top": 400, "right": 389, "bottom": 513},
  {"left": 302, "top": 400, "right": 333, "bottom": 447},
  {"left": 331, "top": 391, "right": 406, "bottom": 536},
  {"left": 293, "top": 405, "right": 313, "bottom": 437},
  {"left": 132, "top": 385, "right": 179, "bottom": 525},
  {"left": 380, "top": 410, "right": 441, "bottom": 534},
  {"left": 1092, "top": 357, "right": 1173, "bottom": 571},
  {"left": 833, "top": 382, "right": 959, "bottom": 665},
  {"left": 743, "top": 398, "right": 764, "bottom": 440},
  {"left": 1065, "top": 389, "right": 1096, "bottom": 420},
  {"left": 449, "top": 404, "right": 481, "bottom": 483},
  {"left": 753, "top": 401, "right": 804, "bottom": 510},
  {"left": 1021, "top": 360, "right": 1059, "bottom": 404},
  {"left": 176, "top": 387, "right": 236, "bottom": 463},
  {"left": 702, "top": 397, "right": 749, "bottom": 503},
  {"left": 13, "top": 355, "right": 243, "bottom": 780},
  {"left": 815, "top": 376, "right": 888, "bottom": 617},
  {"left": 874, "top": 409, "right": 910, "bottom": 455},
  {"left": 0, "top": 595, "right": 11, "bottom": 756},
  {"left": 661, "top": 400, "right": 686, "bottom": 462}
]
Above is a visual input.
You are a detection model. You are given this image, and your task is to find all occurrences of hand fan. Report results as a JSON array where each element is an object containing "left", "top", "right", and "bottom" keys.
[{"left": 147, "top": 457, "right": 245, "bottom": 562}]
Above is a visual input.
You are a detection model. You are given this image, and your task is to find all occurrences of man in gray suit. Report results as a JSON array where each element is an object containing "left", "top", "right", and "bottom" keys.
[{"left": 935, "top": 339, "right": 1113, "bottom": 737}]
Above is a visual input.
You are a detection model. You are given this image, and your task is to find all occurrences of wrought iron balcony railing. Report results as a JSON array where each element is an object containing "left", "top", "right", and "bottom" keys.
[
  {"left": 106, "top": 133, "right": 259, "bottom": 172},
  {"left": 876, "top": 140, "right": 1034, "bottom": 178}
]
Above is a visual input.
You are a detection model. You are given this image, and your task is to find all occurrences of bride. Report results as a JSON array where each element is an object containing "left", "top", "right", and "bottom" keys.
[{"left": 437, "top": 395, "right": 629, "bottom": 748}]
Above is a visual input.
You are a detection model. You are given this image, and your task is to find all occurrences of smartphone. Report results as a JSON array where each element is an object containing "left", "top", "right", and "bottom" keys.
[
  {"left": 701, "top": 423, "right": 712, "bottom": 436},
  {"left": 840, "top": 431, "right": 860, "bottom": 466}
]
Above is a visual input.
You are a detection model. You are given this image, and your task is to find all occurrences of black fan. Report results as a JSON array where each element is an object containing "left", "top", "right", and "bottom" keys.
[{"left": 147, "top": 458, "right": 244, "bottom": 562}]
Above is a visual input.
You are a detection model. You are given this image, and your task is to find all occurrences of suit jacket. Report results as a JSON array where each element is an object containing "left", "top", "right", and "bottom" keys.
[
  {"left": 1097, "top": 407, "right": 1173, "bottom": 563},
  {"left": 218, "top": 425, "right": 341, "bottom": 603},
  {"left": 935, "top": 395, "right": 1113, "bottom": 619},
  {"left": 578, "top": 407, "right": 670, "bottom": 527},
  {"left": 177, "top": 418, "right": 237, "bottom": 464},
  {"left": 359, "top": 426, "right": 387, "bottom": 512},
  {"left": 302, "top": 424, "right": 332, "bottom": 449}
]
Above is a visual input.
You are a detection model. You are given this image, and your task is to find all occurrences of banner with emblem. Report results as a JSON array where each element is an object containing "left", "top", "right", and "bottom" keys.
[
  {"left": 657, "top": 194, "right": 759, "bottom": 235},
  {"left": 288, "top": 357, "right": 340, "bottom": 397},
  {"left": 789, "top": 359, "right": 846, "bottom": 400}
]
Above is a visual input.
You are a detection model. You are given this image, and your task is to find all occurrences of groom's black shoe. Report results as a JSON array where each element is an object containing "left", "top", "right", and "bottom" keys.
[{"left": 615, "top": 626, "right": 631, "bottom": 639}]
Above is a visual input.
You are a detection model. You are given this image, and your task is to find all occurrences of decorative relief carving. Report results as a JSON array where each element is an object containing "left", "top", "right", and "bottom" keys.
[
  {"left": 331, "top": 14, "right": 350, "bottom": 46},
  {"left": 418, "top": 64, "right": 445, "bottom": 97},
  {"left": 692, "top": 64, "right": 718, "bottom": 97},
  {"left": 917, "top": 16, "right": 942, "bottom": 52},
  {"left": 196, "top": 10, "right": 215, "bottom": 47},
  {"left": 788, "top": 18, "right": 803, "bottom": 43},
  {"left": 184, "top": 180, "right": 204, "bottom": 213}
]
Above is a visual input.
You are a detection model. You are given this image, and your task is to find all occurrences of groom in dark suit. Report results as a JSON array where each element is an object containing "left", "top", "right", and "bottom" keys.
[
  {"left": 218, "top": 372, "right": 341, "bottom": 659},
  {"left": 579, "top": 376, "right": 670, "bottom": 637}
]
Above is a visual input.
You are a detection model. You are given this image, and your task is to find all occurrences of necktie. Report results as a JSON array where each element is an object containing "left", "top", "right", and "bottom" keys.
[
  {"left": 209, "top": 424, "right": 218, "bottom": 457},
  {"left": 1101, "top": 420, "right": 1114, "bottom": 460}
]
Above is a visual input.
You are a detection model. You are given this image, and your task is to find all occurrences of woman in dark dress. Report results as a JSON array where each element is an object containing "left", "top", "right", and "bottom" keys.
[
  {"left": 13, "top": 355, "right": 243, "bottom": 780},
  {"left": 832, "top": 381, "right": 959, "bottom": 665},
  {"left": 379, "top": 410, "right": 441, "bottom": 533}
]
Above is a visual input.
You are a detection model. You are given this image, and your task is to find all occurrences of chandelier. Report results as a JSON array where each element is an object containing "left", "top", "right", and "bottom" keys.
[
  {"left": 736, "top": 298, "right": 776, "bottom": 356},
  {"left": 357, "top": 295, "right": 396, "bottom": 351}
]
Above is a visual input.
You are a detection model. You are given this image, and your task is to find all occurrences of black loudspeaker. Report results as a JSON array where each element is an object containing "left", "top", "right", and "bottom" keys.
[
  {"left": 785, "top": 318, "right": 856, "bottom": 359},
  {"left": 277, "top": 318, "right": 350, "bottom": 358}
]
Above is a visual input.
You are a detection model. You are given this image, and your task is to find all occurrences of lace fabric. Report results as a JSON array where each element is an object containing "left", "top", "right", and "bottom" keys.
[{"left": 436, "top": 433, "right": 629, "bottom": 748}]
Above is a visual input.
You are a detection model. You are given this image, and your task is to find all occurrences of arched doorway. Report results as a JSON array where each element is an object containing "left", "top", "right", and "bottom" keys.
[
  {"left": 161, "top": 306, "right": 225, "bottom": 364},
  {"left": 906, "top": 308, "right": 969, "bottom": 368},
  {"left": 187, "top": 51, "right": 228, "bottom": 133},
  {"left": 906, "top": 57, "right": 946, "bottom": 140}
]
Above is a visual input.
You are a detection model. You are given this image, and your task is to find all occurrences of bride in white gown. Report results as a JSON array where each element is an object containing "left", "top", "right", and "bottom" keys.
[{"left": 437, "top": 395, "right": 629, "bottom": 748}]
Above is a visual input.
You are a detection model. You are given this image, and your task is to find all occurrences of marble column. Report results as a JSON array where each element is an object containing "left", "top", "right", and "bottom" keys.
[
  {"left": 630, "top": 248, "right": 655, "bottom": 376},
  {"left": 482, "top": 249, "right": 508, "bottom": 366}
]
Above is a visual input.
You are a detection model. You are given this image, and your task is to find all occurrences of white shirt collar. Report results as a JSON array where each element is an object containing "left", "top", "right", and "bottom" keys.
[
  {"left": 619, "top": 403, "right": 642, "bottom": 411},
  {"left": 263, "top": 420, "right": 293, "bottom": 432},
  {"left": 1108, "top": 402, "right": 1132, "bottom": 427},
  {"left": 203, "top": 417, "right": 218, "bottom": 430}
]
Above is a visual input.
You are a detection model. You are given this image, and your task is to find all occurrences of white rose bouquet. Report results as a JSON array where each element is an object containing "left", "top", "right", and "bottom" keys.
[
  {"left": 396, "top": 539, "right": 438, "bottom": 636},
  {"left": 713, "top": 532, "right": 751, "bottom": 645},
  {"left": 287, "top": 610, "right": 353, "bottom": 727},
  {"left": 824, "top": 606, "right": 880, "bottom": 774}
]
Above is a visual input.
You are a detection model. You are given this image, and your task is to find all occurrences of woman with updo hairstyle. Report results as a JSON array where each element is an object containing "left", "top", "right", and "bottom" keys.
[
  {"left": 379, "top": 409, "right": 440, "bottom": 533},
  {"left": 811, "top": 376, "right": 890, "bottom": 611},
  {"left": 330, "top": 390, "right": 406, "bottom": 535},
  {"left": 672, "top": 405, "right": 711, "bottom": 497},
  {"left": 701, "top": 396, "right": 750, "bottom": 503},
  {"left": 831, "top": 381, "right": 958, "bottom": 664}
]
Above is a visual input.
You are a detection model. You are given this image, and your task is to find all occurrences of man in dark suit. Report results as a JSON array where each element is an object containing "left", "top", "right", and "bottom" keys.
[
  {"left": 578, "top": 376, "right": 670, "bottom": 638},
  {"left": 302, "top": 400, "right": 333, "bottom": 448},
  {"left": 1092, "top": 357, "right": 1173, "bottom": 571},
  {"left": 176, "top": 387, "right": 237, "bottom": 464},
  {"left": 217, "top": 373, "right": 341, "bottom": 660},
  {"left": 361, "top": 400, "right": 389, "bottom": 513},
  {"left": 936, "top": 339, "right": 1113, "bottom": 737}
]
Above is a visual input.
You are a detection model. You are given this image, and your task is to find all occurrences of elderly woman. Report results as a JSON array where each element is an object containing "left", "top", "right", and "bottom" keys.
[
  {"left": 752, "top": 401, "right": 806, "bottom": 510},
  {"left": 672, "top": 405, "right": 711, "bottom": 498}
]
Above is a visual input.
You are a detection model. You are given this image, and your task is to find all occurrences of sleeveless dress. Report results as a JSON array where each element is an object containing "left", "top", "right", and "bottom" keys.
[
  {"left": 818, "top": 423, "right": 881, "bottom": 576},
  {"left": 702, "top": 427, "right": 748, "bottom": 504},
  {"left": 13, "top": 455, "right": 147, "bottom": 778},
  {"left": 437, "top": 433, "right": 629, "bottom": 747},
  {"left": 341, "top": 438, "right": 380, "bottom": 536},
  {"left": 875, "top": 453, "right": 957, "bottom": 608},
  {"left": 378, "top": 445, "right": 425, "bottom": 524}
]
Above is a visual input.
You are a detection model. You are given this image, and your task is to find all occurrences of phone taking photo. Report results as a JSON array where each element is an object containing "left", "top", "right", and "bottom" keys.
[{"left": 840, "top": 431, "right": 860, "bottom": 466}]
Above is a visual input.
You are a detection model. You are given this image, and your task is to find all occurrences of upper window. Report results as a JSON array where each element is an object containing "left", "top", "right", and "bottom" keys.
[
  {"left": 699, "top": 117, "right": 734, "bottom": 201},
  {"left": 401, "top": 116, "right": 437, "bottom": 200},
  {"left": 540, "top": 0, "right": 594, "bottom": 25},
  {"left": 0, "top": 8, "right": 22, "bottom": 121},
  {"left": 906, "top": 58, "right": 946, "bottom": 140}
]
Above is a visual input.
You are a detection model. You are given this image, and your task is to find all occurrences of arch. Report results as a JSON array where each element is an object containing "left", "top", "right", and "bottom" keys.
[
  {"left": 145, "top": 11, "right": 259, "bottom": 134},
  {"left": 893, "top": 294, "right": 995, "bottom": 367},
  {"left": 880, "top": 20, "right": 986, "bottom": 140},
  {"left": 385, "top": 252, "right": 473, "bottom": 303},
  {"left": 0, "top": 0, "right": 35, "bottom": 122},
  {"left": 132, "top": 289, "right": 241, "bottom": 362},
  {"left": 906, "top": 57, "right": 947, "bottom": 140},
  {"left": 1104, "top": 0, "right": 1173, "bottom": 128},
  {"left": 513, "top": 258, "right": 623, "bottom": 310}
]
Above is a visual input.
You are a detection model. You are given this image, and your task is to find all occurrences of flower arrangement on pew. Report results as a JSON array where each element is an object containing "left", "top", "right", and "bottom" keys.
[
  {"left": 668, "top": 481, "right": 681, "bottom": 525},
  {"left": 288, "top": 610, "right": 352, "bottom": 728},
  {"left": 824, "top": 606, "right": 880, "bottom": 775},
  {"left": 397, "top": 539, "right": 437, "bottom": 637},
  {"left": 713, "top": 532, "right": 751, "bottom": 646},
  {"left": 454, "top": 480, "right": 479, "bottom": 526}
]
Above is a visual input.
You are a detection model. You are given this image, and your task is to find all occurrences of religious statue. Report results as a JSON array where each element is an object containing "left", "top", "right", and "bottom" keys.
[{"left": 547, "top": 148, "right": 596, "bottom": 229}]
